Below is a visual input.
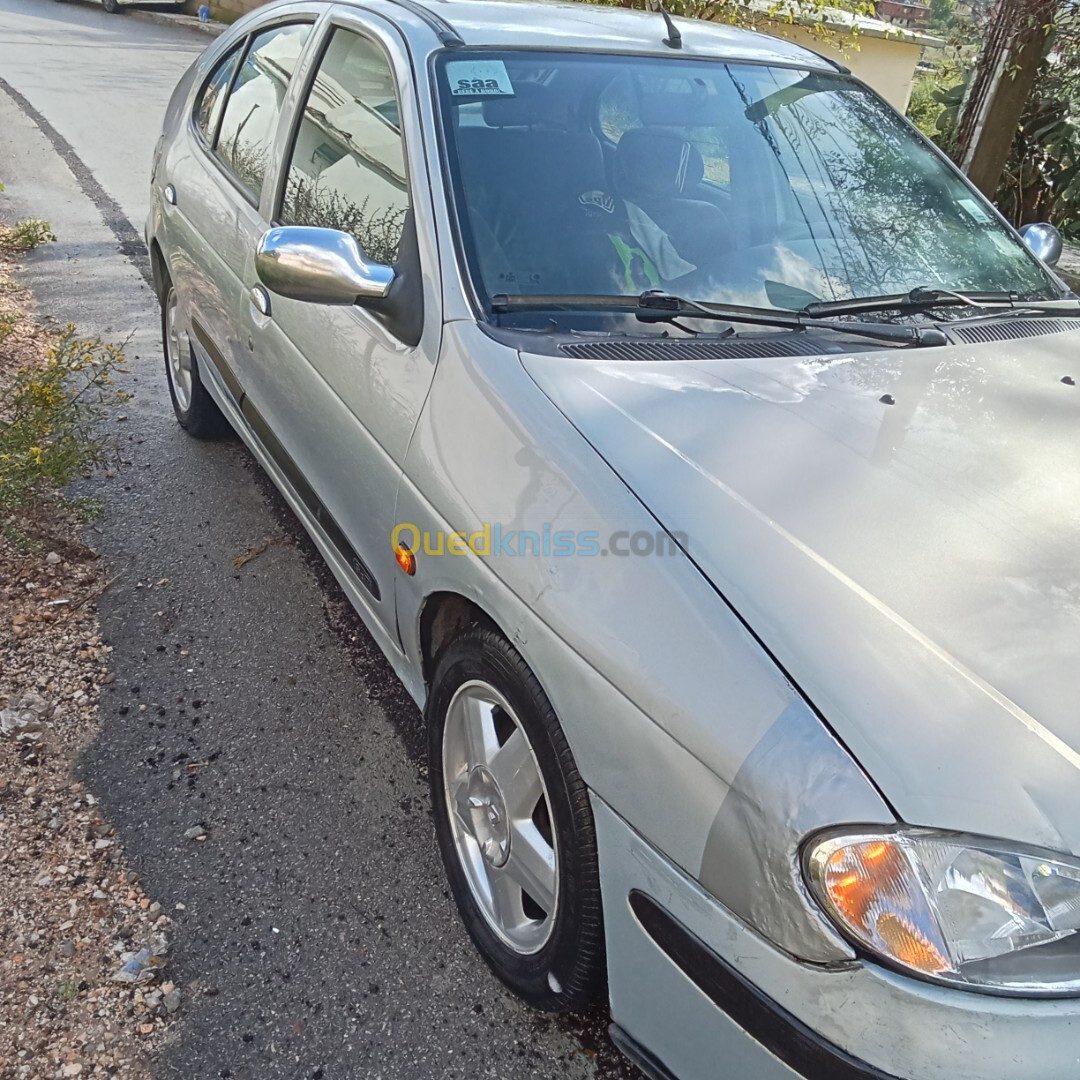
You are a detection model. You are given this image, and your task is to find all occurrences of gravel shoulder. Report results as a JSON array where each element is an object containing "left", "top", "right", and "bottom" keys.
[{"left": 1, "top": 244, "right": 176, "bottom": 1079}]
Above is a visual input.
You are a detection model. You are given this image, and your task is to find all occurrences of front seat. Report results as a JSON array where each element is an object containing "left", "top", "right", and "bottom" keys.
[
  {"left": 453, "top": 84, "right": 610, "bottom": 294},
  {"left": 613, "top": 128, "right": 732, "bottom": 274}
]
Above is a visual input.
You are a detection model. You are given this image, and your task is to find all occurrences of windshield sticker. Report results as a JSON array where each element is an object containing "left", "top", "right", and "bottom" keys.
[
  {"left": 958, "top": 197, "right": 993, "bottom": 225},
  {"left": 446, "top": 60, "right": 515, "bottom": 97},
  {"left": 579, "top": 190, "right": 615, "bottom": 214}
]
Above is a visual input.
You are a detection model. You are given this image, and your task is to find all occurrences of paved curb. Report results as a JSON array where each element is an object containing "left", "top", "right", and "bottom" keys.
[{"left": 129, "top": 8, "right": 227, "bottom": 36}]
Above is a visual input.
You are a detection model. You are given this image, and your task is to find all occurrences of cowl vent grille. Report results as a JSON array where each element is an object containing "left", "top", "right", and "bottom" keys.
[
  {"left": 560, "top": 337, "right": 831, "bottom": 362},
  {"left": 948, "top": 317, "right": 1080, "bottom": 345},
  {"left": 556, "top": 317, "right": 1080, "bottom": 361}
]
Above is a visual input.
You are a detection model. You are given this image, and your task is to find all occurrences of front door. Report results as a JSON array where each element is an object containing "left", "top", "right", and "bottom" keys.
[{"left": 241, "top": 13, "right": 442, "bottom": 632}]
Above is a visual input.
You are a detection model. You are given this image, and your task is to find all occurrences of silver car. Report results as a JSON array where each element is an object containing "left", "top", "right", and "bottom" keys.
[{"left": 147, "top": 2, "right": 1080, "bottom": 1076}]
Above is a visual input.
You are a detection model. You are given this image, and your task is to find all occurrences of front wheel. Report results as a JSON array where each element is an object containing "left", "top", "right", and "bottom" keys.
[
  {"left": 426, "top": 627, "right": 605, "bottom": 1011},
  {"left": 102, "top": 0, "right": 122, "bottom": 12}
]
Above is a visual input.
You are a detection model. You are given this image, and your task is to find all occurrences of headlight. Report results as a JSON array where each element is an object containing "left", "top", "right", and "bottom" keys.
[{"left": 805, "top": 829, "right": 1080, "bottom": 995}]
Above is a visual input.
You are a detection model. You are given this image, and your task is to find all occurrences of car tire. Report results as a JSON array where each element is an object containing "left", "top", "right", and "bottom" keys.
[
  {"left": 102, "top": 0, "right": 122, "bottom": 12},
  {"left": 426, "top": 627, "right": 605, "bottom": 1011},
  {"left": 161, "top": 279, "right": 227, "bottom": 439}
]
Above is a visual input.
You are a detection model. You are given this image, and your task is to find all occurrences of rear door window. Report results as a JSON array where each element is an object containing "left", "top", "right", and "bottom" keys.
[{"left": 215, "top": 23, "right": 313, "bottom": 201}]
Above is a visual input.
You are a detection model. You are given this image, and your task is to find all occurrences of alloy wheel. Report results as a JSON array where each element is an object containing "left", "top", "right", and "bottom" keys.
[
  {"left": 164, "top": 288, "right": 193, "bottom": 414},
  {"left": 442, "top": 680, "right": 558, "bottom": 954}
]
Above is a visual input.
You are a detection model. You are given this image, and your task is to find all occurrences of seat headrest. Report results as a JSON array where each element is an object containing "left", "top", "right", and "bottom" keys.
[
  {"left": 456, "top": 126, "right": 607, "bottom": 207},
  {"left": 614, "top": 129, "right": 705, "bottom": 200},
  {"left": 481, "top": 81, "right": 565, "bottom": 128}
]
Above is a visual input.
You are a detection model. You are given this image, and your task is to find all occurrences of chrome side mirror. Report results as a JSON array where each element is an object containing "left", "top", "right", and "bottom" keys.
[
  {"left": 255, "top": 226, "right": 395, "bottom": 305},
  {"left": 1019, "top": 222, "right": 1063, "bottom": 268}
]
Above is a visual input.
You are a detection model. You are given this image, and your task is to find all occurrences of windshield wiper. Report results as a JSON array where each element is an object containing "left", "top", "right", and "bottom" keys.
[
  {"left": 491, "top": 292, "right": 949, "bottom": 347},
  {"left": 802, "top": 286, "right": 1060, "bottom": 319}
]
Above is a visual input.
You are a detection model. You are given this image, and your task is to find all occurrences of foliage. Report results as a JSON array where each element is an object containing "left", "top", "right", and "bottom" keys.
[
  {"left": 995, "top": 16, "right": 1080, "bottom": 239},
  {"left": 218, "top": 140, "right": 268, "bottom": 202},
  {"left": 283, "top": 172, "right": 407, "bottom": 265},
  {"left": 907, "top": 3, "right": 1080, "bottom": 242},
  {"left": 0, "top": 329, "right": 130, "bottom": 514},
  {"left": 0, "top": 219, "right": 57, "bottom": 255},
  {"left": 598, "top": 0, "right": 877, "bottom": 48},
  {"left": 927, "top": 0, "right": 957, "bottom": 33},
  {"left": 0, "top": 309, "right": 19, "bottom": 347},
  {"left": 907, "top": 64, "right": 966, "bottom": 142}
]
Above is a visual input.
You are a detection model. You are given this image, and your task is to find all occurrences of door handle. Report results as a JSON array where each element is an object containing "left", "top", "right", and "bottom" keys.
[
  {"left": 163, "top": 183, "right": 177, "bottom": 206},
  {"left": 250, "top": 284, "right": 271, "bottom": 317}
]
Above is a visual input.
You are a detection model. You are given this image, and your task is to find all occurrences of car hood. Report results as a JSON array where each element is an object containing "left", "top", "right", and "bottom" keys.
[{"left": 520, "top": 332, "right": 1080, "bottom": 855}]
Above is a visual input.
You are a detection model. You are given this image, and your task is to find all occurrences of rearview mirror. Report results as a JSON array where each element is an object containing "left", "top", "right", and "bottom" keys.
[
  {"left": 1019, "top": 222, "right": 1063, "bottom": 268},
  {"left": 255, "top": 226, "right": 395, "bottom": 305}
]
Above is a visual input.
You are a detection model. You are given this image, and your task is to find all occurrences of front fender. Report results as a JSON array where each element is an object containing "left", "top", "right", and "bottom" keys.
[{"left": 394, "top": 321, "right": 894, "bottom": 961}]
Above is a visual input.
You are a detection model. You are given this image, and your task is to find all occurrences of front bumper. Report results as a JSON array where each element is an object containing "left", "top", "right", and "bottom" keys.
[{"left": 595, "top": 795, "right": 1080, "bottom": 1080}]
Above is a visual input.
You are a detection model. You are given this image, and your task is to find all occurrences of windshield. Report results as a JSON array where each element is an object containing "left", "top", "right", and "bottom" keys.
[{"left": 435, "top": 51, "right": 1058, "bottom": 319}]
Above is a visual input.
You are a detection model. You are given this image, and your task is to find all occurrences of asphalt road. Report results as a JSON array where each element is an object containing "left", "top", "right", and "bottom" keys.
[{"left": 0, "top": 2, "right": 634, "bottom": 1077}]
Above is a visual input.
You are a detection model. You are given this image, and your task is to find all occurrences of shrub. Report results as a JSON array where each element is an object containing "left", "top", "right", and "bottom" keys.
[
  {"left": 283, "top": 172, "right": 407, "bottom": 266},
  {"left": 906, "top": 63, "right": 966, "bottom": 143},
  {"left": 0, "top": 309, "right": 19, "bottom": 346},
  {"left": 0, "top": 219, "right": 57, "bottom": 255},
  {"left": 0, "top": 328, "right": 130, "bottom": 514}
]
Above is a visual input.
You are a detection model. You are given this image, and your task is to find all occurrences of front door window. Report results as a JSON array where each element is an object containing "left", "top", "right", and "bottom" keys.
[{"left": 280, "top": 28, "right": 411, "bottom": 266}]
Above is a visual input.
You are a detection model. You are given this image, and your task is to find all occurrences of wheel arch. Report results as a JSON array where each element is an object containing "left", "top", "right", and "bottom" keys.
[
  {"left": 417, "top": 590, "right": 501, "bottom": 690},
  {"left": 148, "top": 238, "right": 169, "bottom": 303}
]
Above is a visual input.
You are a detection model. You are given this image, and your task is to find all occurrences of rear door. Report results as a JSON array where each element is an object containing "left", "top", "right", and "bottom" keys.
[
  {"left": 164, "top": 13, "right": 319, "bottom": 401},
  {"left": 238, "top": 10, "right": 443, "bottom": 632}
]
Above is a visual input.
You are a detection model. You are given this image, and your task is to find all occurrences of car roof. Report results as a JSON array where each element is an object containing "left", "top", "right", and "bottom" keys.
[{"left": 333, "top": 0, "right": 839, "bottom": 70}]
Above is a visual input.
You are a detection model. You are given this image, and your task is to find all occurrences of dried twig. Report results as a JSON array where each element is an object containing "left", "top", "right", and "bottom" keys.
[{"left": 233, "top": 536, "right": 288, "bottom": 569}]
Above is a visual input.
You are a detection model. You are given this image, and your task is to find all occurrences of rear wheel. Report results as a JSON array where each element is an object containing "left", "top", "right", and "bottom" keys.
[
  {"left": 161, "top": 280, "right": 226, "bottom": 439},
  {"left": 102, "top": 0, "right": 122, "bottom": 12},
  {"left": 426, "top": 627, "right": 605, "bottom": 1011}
]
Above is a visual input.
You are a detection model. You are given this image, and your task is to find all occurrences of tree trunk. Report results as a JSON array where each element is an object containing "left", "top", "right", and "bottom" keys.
[{"left": 954, "top": 0, "right": 1056, "bottom": 198}]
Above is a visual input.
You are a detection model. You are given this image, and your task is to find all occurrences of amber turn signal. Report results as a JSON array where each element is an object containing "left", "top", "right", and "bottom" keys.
[
  {"left": 395, "top": 544, "right": 416, "bottom": 576},
  {"left": 813, "top": 837, "right": 952, "bottom": 976}
]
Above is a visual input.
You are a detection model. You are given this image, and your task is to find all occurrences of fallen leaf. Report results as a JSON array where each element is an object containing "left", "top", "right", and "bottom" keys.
[{"left": 233, "top": 536, "right": 288, "bottom": 569}]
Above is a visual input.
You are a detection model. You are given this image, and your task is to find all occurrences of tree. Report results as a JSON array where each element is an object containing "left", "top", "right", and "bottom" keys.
[
  {"left": 952, "top": 0, "right": 1058, "bottom": 197},
  {"left": 927, "top": 0, "right": 957, "bottom": 32},
  {"left": 995, "top": 4, "right": 1080, "bottom": 236}
]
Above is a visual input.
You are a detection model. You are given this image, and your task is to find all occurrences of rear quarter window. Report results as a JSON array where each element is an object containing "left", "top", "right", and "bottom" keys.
[{"left": 195, "top": 44, "right": 242, "bottom": 146}]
